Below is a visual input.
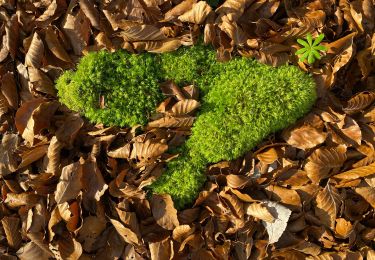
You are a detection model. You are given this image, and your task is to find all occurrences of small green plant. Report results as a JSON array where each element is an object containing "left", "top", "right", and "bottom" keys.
[
  {"left": 296, "top": 33, "right": 328, "bottom": 64},
  {"left": 56, "top": 46, "right": 317, "bottom": 209}
]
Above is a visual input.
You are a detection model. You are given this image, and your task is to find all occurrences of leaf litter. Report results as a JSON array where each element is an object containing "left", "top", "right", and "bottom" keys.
[{"left": 0, "top": 0, "right": 374, "bottom": 259}]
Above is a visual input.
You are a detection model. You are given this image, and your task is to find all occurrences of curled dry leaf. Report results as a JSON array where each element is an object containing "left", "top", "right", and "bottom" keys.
[
  {"left": 0, "top": 133, "right": 19, "bottom": 176},
  {"left": 148, "top": 116, "right": 195, "bottom": 128},
  {"left": 118, "top": 24, "right": 166, "bottom": 42},
  {"left": 315, "top": 184, "right": 341, "bottom": 230},
  {"left": 46, "top": 136, "right": 64, "bottom": 175},
  {"left": 335, "top": 218, "right": 353, "bottom": 238},
  {"left": 172, "top": 225, "right": 193, "bottom": 242},
  {"left": 133, "top": 38, "right": 184, "bottom": 53},
  {"left": 1, "top": 72, "right": 18, "bottom": 109},
  {"left": 265, "top": 185, "right": 301, "bottom": 208},
  {"left": 1, "top": 216, "right": 22, "bottom": 249},
  {"left": 245, "top": 202, "right": 275, "bottom": 222},
  {"left": 110, "top": 218, "right": 140, "bottom": 245},
  {"left": 151, "top": 194, "right": 179, "bottom": 230},
  {"left": 178, "top": 1, "right": 212, "bottom": 24},
  {"left": 62, "top": 10, "right": 90, "bottom": 55},
  {"left": 25, "top": 32, "right": 44, "bottom": 68},
  {"left": 28, "top": 68, "right": 57, "bottom": 96},
  {"left": 334, "top": 161, "right": 375, "bottom": 179},
  {"left": 55, "top": 162, "right": 82, "bottom": 204},
  {"left": 256, "top": 147, "right": 279, "bottom": 165},
  {"left": 226, "top": 174, "right": 250, "bottom": 189},
  {"left": 35, "top": 0, "right": 67, "bottom": 27},
  {"left": 149, "top": 238, "right": 174, "bottom": 260},
  {"left": 44, "top": 26, "right": 72, "bottom": 63},
  {"left": 304, "top": 145, "right": 347, "bottom": 183},
  {"left": 283, "top": 124, "right": 327, "bottom": 150},
  {"left": 216, "top": 0, "right": 248, "bottom": 22},
  {"left": 79, "top": 0, "right": 100, "bottom": 29},
  {"left": 4, "top": 193, "right": 41, "bottom": 208},
  {"left": 170, "top": 99, "right": 200, "bottom": 116},
  {"left": 17, "top": 144, "right": 49, "bottom": 169},
  {"left": 343, "top": 91, "right": 375, "bottom": 114},
  {"left": 355, "top": 184, "right": 375, "bottom": 208},
  {"left": 130, "top": 139, "right": 168, "bottom": 162}
]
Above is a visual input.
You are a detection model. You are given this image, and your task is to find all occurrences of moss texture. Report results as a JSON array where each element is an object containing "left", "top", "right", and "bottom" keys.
[{"left": 56, "top": 46, "right": 317, "bottom": 209}]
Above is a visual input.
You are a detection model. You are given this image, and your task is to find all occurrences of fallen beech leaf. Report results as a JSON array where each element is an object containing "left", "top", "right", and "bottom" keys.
[
  {"left": 62, "top": 10, "right": 90, "bottom": 55},
  {"left": 130, "top": 139, "right": 168, "bottom": 162},
  {"left": 79, "top": 0, "right": 100, "bottom": 29},
  {"left": 44, "top": 26, "right": 72, "bottom": 63},
  {"left": 108, "top": 144, "right": 131, "bottom": 159},
  {"left": 5, "top": 193, "right": 41, "bottom": 208},
  {"left": 110, "top": 218, "right": 140, "bottom": 245},
  {"left": 216, "top": 0, "right": 248, "bottom": 22},
  {"left": 17, "top": 242, "right": 54, "bottom": 260},
  {"left": 335, "top": 218, "right": 353, "bottom": 238},
  {"left": 149, "top": 238, "right": 174, "bottom": 260},
  {"left": 265, "top": 185, "right": 301, "bottom": 208},
  {"left": 55, "top": 162, "right": 82, "bottom": 204},
  {"left": 46, "top": 136, "right": 64, "bottom": 175},
  {"left": 1, "top": 72, "right": 18, "bottom": 109},
  {"left": 164, "top": 0, "right": 196, "bottom": 21},
  {"left": 170, "top": 99, "right": 200, "bottom": 116},
  {"left": 1, "top": 216, "right": 22, "bottom": 249},
  {"left": 35, "top": 0, "right": 67, "bottom": 27},
  {"left": 53, "top": 234, "right": 83, "bottom": 260},
  {"left": 118, "top": 24, "right": 166, "bottom": 42},
  {"left": 226, "top": 174, "right": 250, "bottom": 189},
  {"left": 218, "top": 15, "right": 247, "bottom": 45},
  {"left": 334, "top": 162, "right": 375, "bottom": 179},
  {"left": 315, "top": 184, "right": 341, "bottom": 230},
  {"left": 262, "top": 201, "right": 291, "bottom": 244},
  {"left": 25, "top": 32, "right": 44, "bottom": 68},
  {"left": 0, "top": 91, "right": 9, "bottom": 117},
  {"left": 178, "top": 1, "right": 212, "bottom": 24},
  {"left": 304, "top": 146, "right": 347, "bottom": 183},
  {"left": 17, "top": 144, "right": 48, "bottom": 169},
  {"left": 5, "top": 15, "right": 19, "bottom": 59},
  {"left": 78, "top": 215, "right": 106, "bottom": 252},
  {"left": 151, "top": 194, "right": 179, "bottom": 230},
  {"left": 355, "top": 185, "right": 375, "bottom": 208},
  {"left": 256, "top": 147, "right": 279, "bottom": 165},
  {"left": 344, "top": 91, "right": 375, "bottom": 114},
  {"left": 245, "top": 202, "right": 275, "bottom": 222},
  {"left": 283, "top": 124, "right": 327, "bottom": 150},
  {"left": 0, "top": 133, "right": 19, "bottom": 176},
  {"left": 148, "top": 116, "right": 195, "bottom": 128},
  {"left": 55, "top": 113, "right": 84, "bottom": 148},
  {"left": 28, "top": 67, "right": 57, "bottom": 96},
  {"left": 172, "top": 225, "right": 193, "bottom": 242}
]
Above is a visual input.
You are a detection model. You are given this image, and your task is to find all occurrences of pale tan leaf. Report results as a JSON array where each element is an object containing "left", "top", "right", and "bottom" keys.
[
  {"left": 118, "top": 24, "right": 166, "bottom": 42},
  {"left": 262, "top": 201, "right": 291, "bottom": 244},
  {"left": 1, "top": 72, "right": 18, "bottom": 109},
  {"left": 304, "top": 145, "right": 347, "bottom": 183},
  {"left": 148, "top": 116, "right": 195, "bottom": 128},
  {"left": 55, "top": 162, "right": 82, "bottom": 204},
  {"left": 79, "top": 0, "right": 100, "bottom": 29},
  {"left": 44, "top": 26, "right": 72, "bottom": 63},
  {"left": 334, "top": 162, "right": 375, "bottom": 179},
  {"left": 1, "top": 216, "right": 22, "bottom": 249},
  {"left": 110, "top": 218, "right": 140, "bottom": 245},
  {"left": 151, "top": 194, "right": 179, "bottom": 230},
  {"left": 25, "top": 32, "right": 44, "bottom": 68},
  {"left": 335, "top": 218, "right": 353, "bottom": 238},
  {"left": 344, "top": 91, "right": 375, "bottom": 114},
  {"left": 5, "top": 193, "right": 41, "bottom": 208},
  {"left": 178, "top": 1, "right": 212, "bottom": 24},
  {"left": 315, "top": 184, "right": 341, "bottom": 229},
  {"left": 133, "top": 39, "right": 184, "bottom": 53},
  {"left": 170, "top": 99, "right": 200, "bottom": 116},
  {"left": 62, "top": 10, "right": 90, "bottom": 55},
  {"left": 172, "top": 225, "right": 193, "bottom": 242},
  {"left": 283, "top": 125, "right": 327, "bottom": 150},
  {"left": 130, "top": 139, "right": 168, "bottom": 161},
  {"left": 18, "top": 145, "right": 49, "bottom": 169},
  {"left": 149, "top": 238, "right": 174, "bottom": 260},
  {"left": 245, "top": 203, "right": 275, "bottom": 222}
]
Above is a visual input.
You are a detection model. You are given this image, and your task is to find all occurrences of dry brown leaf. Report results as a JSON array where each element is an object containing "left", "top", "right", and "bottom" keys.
[
  {"left": 335, "top": 218, "right": 353, "bottom": 238},
  {"left": 17, "top": 144, "right": 48, "bottom": 169},
  {"left": 170, "top": 99, "right": 200, "bottom": 116},
  {"left": 4, "top": 193, "right": 41, "bottom": 208},
  {"left": 133, "top": 38, "right": 184, "bottom": 53},
  {"left": 283, "top": 124, "right": 327, "bottom": 150},
  {"left": 52, "top": 234, "right": 83, "bottom": 260},
  {"left": 55, "top": 162, "right": 82, "bottom": 204},
  {"left": 1, "top": 216, "right": 22, "bottom": 249},
  {"left": 355, "top": 185, "right": 375, "bottom": 208},
  {"left": 1, "top": 72, "right": 18, "bottom": 109},
  {"left": 262, "top": 201, "right": 291, "bottom": 244},
  {"left": 216, "top": 0, "right": 248, "bottom": 22},
  {"left": 304, "top": 145, "right": 347, "bottom": 183},
  {"left": 265, "top": 185, "right": 301, "bottom": 208},
  {"left": 0, "top": 91, "right": 9, "bottom": 116},
  {"left": 148, "top": 116, "right": 195, "bottom": 128},
  {"left": 108, "top": 144, "right": 131, "bottom": 159},
  {"left": 17, "top": 242, "right": 54, "bottom": 260},
  {"left": 118, "top": 24, "right": 166, "bottom": 42},
  {"left": 343, "top": 91, "right": 375, "bottom": 114},
  {"left": 226, "top": 174, "right": 250, "bottom": 189},
  {"left": 334, "top": 161, "right": 375, "bottom": 179},
  {"left": 77, "top": 216, "right": 106, "bottom": 252},
  {"left": 25, "top": 32, "right": 44, "bottom": 68},
  {"left": 35, "top": 0, "right": 67, "bottom": 27},
  {"left": 256, "top": 147, "right": 279, "bottom": 165},
  {"left": 44, "top": 26, "right": 72, "bottom": 63},
  {"left": 218, "top": 15, "right": 247, "bottom": 45},
  {"left": 245, "top": 202, "right": 275, "bottom": 222},
  {"left": 178, "top": 1, "right": 212, "bottom": 24},
  {"left": 0, "top": 133, "right": 19, "bottom": 176},
  {"left": 164, "top": 0, "right": 196, "bottom": 21},
  {"left": 110, "top": 218, "right": 140, "bottom": 245},
  {"left": 172, "top": 225, "right": 193, "bottom": 242},
  {"left": 315, "top": 184, "right": 341, "bottom": 230},
  {"left": 151, "top": 194, "right": 179, "bottom": 230},
  {"left": 5, "top": 15, "right": 19, "bottom": 59},
  {"left": 62, "top": 10, "right": 90, "bottom": 55},
  {"left": 46, "top": 136, "right": 64, "bottom": 175},
  {"left": 149, "top": 238, "right": 174, "bottom": 260},
  {"left": 28, "top": 68, "right": 57, "bottom": 96},
  {"left": 79, "top": 0, "right": 100, "bottom": 29},
  {"left": 130, "top": 139, "right": 168, "bottom": 161}
]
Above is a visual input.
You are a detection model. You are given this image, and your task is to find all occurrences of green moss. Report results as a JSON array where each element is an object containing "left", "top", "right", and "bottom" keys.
[
  {"left": 56, "top": 46, "right": 317, "bottom": 209},
  {"left": 56, "top": 51, "right": 164, "bottom": 126}
]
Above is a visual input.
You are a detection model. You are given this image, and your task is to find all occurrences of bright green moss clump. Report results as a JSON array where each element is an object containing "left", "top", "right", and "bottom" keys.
[
  {"left": 56, "top": 51, "right": 164, "bottom": 126},
  {"left": 56, "top": 46, "right": 317, "bottom": 209}
]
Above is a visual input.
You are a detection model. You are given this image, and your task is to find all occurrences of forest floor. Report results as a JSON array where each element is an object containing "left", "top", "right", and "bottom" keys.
[{"left": 0, "top": 0, "right": 374, "bottom": 259}]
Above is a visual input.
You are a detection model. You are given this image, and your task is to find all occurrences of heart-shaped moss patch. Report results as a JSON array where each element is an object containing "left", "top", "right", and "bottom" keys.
[{"left": 56, "top": 45, "right": 317, "bottom": 208}]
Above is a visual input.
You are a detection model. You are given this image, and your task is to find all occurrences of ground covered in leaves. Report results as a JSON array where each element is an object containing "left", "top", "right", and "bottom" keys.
[{"left": 0, "top": 0, "right": 374, "bottom": 259}]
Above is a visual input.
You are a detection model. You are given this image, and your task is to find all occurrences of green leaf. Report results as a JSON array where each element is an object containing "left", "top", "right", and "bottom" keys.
[
  {"left": 299, "top": 51, "right": 309, "bottom": 62},
  {"left": 314, "top": 45, "right": 328, "bottom": 52},
  {"left": 306, "top": 33, "right": 313, "bottom": 46},
  {"left": 307, "top": 52, "right": 315, "bottom": 64},
  {"left": 297, "top": 39, "right": 309, "bottom": 48},
  {"left": 311, "top": 49, "right": 321, "bottom": 60},
  {"left": 295, "top": 47, "right": 307, "bottom": 55},
  {"left": 313, "top": 34, "right": 325, "bottom": 46}
]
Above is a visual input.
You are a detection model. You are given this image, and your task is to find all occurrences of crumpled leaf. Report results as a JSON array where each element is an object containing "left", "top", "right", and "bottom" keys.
[
  {"left": 262, "top": 201, "right": 291, "bottom": 244},
  {"left": 151, "top": 194, "right": 179, "bottom": 230},
  {"left": 0, "top": 133, "right": 19, "bottom": 176},
  {"left": 343, "top": 91, "right": 375, "bottom": 114},
  {"left": 315, "top": 184, "right": 341, "bottom": 230},
  {"left": 130, "top": 139, "right": 168, "bottom": 162},
  {"left": 178, "top": 1, "right": 212, "bottom": 24},
  {"left": 55, "top": 162, "right": 82, "bottom": 204},
  {"left": 110, "top": 218, "right": 140, "bottom": 245},
  {"left": 44, "top": 26, "right": 72, "bottom": 63},
  {"left": 17, "top": 144, "right": 48, "bottom": 169},
  {"left": 245, "top": 202, "right": 275, "bottom": 222},
  {"left": 118, "top": 23, "right": 166, "bottom": 42}
]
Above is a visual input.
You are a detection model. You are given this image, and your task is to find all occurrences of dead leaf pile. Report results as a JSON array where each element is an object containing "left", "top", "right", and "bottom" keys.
[{"left": 0, "top": 0, "right": 375, "bottom": 259}]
